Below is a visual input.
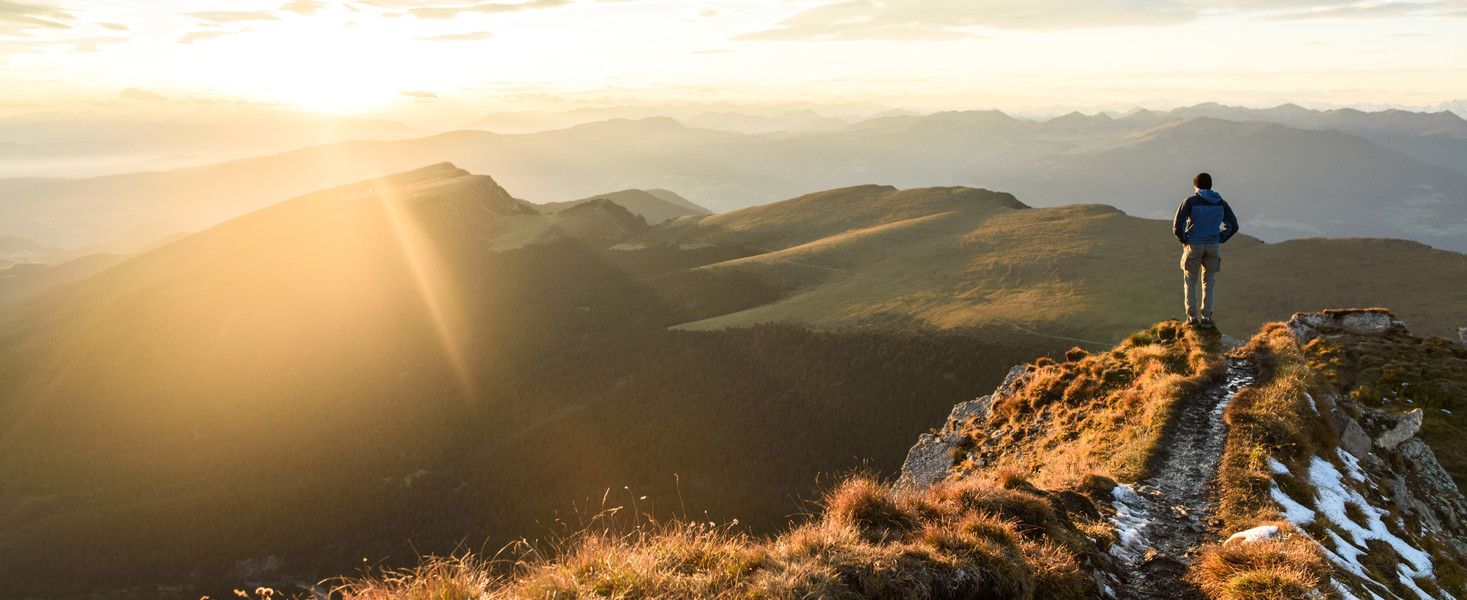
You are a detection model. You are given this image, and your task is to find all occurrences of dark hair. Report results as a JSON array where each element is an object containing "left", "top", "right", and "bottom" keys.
[{"left": 1194, "top": 172, "right": 1213, "bottom": 190}]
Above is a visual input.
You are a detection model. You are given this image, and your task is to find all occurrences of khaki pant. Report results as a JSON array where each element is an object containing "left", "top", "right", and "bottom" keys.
[{"left": 1181, "top": 243, "right": 1221, "bottom": 319}]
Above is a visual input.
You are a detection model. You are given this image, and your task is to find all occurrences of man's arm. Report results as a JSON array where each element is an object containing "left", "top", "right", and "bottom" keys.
[
  {"left": 1172, "top": 198, "right": 1192, "bottom": 243},
  {"left": 1220, "top": 201, "right": 1240, "bottom": 243}
]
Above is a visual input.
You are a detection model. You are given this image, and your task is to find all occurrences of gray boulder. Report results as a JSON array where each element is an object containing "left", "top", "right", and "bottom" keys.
[{"left": 1375, "top": 409, "right": 1423, "bottom": 451}]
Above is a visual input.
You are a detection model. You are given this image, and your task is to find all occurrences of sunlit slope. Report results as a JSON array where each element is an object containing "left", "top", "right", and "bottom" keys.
[
  {"left": 647, "top": 185, "right": 1028, "bottom": 250},
  {"left": 644, "top": 188, "right": 1467, "bottom": 340},
  {"left": 538, "top": 188, "right": 710, "bottom": 225},
  {"left": 0, "top": 253, "right": 125, "bottom": 306}
]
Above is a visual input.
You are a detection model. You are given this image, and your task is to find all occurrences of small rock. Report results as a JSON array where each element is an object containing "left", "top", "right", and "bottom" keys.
[
  {"left": 1329, "top": 409, "right": 1372, "bottom": 458},
  {"left": 998, "top": 364, "right": 1028, "bottom": 397},
  {"left": 947, "top": 395, "right": 992, "bottom": 426},
  {"left": 1224, "top": 525, "right": 1279, "bottom": 546},
  {"left": 1375, "top": 408, "right": 1423, "bottom": 451},
  {"left": 894, "top": 432, "right": 966, "bottom": 493}
]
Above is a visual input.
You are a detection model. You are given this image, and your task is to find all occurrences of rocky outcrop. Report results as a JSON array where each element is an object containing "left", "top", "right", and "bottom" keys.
[
  {"left": 893, "top": 365, "right": 1027, "bottom": 493},
  {"left": 1288, "top": 309, "right": 1467, "bottom": 557},
  {"left": 1288, "top": 307, "right": 1405, "bottom": 341},
  {"left": 1374, "top": 408, "right": 1422, "bottom": 451}
]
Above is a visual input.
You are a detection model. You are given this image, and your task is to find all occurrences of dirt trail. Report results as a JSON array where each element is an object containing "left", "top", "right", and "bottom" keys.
[{"left": 1112, "top": 354, "right": 1256, "bottom": 599}]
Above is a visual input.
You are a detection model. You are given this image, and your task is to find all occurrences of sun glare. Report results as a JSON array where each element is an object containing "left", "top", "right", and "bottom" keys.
[{"left": 178, "top": 11, "right": 449, "bottom": 114}]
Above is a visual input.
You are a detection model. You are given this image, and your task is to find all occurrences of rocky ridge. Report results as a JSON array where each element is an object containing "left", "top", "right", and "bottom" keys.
[{"left": 895, "top": 309, "right": 1467, "bottom": 599}]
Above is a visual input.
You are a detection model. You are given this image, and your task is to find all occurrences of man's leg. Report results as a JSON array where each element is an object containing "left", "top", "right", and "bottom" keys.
[
  {"left": 1181, "top": 245, "right": 1202, "bottom": 321},
  {"left": 1200, "top": 243, "right": 1221, "bottom": 321}
]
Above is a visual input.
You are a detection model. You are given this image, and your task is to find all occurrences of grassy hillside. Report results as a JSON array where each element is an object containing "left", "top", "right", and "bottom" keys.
[
  {"left": 0, "top": 253, "right": 125, "bottom": 306},
  {"left": 0, "top": 167, "right": 1070, "bottom": 598},
  {"left": 633, "top": 188, "right": 1467, "bottom": 341},
  {"left": 538, "top": 188, "right": 710, "bottom": 225}
]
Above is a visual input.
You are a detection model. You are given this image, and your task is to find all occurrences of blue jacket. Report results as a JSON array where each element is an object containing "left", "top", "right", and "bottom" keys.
[{"left": 1173, "top": 189, "right": 1239, "bottom": 244}]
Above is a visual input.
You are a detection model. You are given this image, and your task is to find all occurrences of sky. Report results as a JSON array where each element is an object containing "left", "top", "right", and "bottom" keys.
[{"left": 2, "top": 0, "right": 1466, "bottom": 125}]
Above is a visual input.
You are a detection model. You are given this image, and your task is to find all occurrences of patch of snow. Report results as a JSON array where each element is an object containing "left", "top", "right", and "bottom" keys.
[
  {"left": 1268, "top": 457, "right": 1290, "bottom": 475},
  {"left": 1225, "top": 525, "right": 1279, "bottom": 545},
  {"left": 1326, "top": 530, "right": 1367, "bottom": 579},
  {"left": 1336, "top": 448, "right": 1368, "bottom": 482},
  {"left": 1308, "top": 456, "right": 1433, "bottom": 579},
  {"left": 1331, "top": 580, "right": 1363, "bottom": 600},
  {"left": 1107, "top": 484, "right": 1154, "bottom": 563},
  {"left": 1271, "top": 483, "right": 1316, "bottom": 524},
  {"left": 1442, "top": 409, "right": 1452, "bottom": 414},
  {"left": 1398, "top": 572, "right": 1434, "bottom": 600}
]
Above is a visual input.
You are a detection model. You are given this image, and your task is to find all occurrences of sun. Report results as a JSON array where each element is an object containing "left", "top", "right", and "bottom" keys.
[{"left": 191, "top": 17, "right": 428, "bottom": 114}]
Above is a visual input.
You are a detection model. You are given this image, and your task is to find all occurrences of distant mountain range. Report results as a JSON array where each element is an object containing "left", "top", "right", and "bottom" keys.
[{"left": 3, "top": 103, "right": 1464, "bottom": 252}]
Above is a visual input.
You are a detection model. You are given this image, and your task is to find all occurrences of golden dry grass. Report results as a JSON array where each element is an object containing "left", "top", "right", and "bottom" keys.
[
  {"left": 339, "top": 474, "right": 1105, "bottom": 600},
  {"left": 1186, "top": 534, "right": 1330, "bottom": 600},
  {"left": 1213, "top": 323, "right": 1335, "bottom": 530},
  {"left": 951, "top": 320, "right": 1225, "bottom": 489}
]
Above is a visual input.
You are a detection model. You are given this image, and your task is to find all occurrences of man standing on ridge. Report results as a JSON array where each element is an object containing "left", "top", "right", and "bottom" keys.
[{"left": 1172, "top": 172, "right": 1240, "bottom": 329}]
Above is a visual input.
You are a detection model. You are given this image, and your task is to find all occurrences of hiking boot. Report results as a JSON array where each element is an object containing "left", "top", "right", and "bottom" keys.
[
  {"left": 1199, "top": 317, "right": 1216, "bottom": 329},
  {"left": 1186, "top": 316, "right": 1201, "bottom": 327}
]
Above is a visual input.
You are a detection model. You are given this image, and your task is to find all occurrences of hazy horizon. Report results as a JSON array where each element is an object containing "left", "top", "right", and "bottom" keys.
[{"left": 2, "top": 0, "right": 1465, "bottom": 130}]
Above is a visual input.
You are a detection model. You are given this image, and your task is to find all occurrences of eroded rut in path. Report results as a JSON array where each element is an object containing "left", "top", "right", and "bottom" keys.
[{"left": 1110, "top": 355, "right": 1257, "bottom": 600}]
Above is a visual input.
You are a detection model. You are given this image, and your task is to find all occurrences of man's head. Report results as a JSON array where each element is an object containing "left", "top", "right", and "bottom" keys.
[{"left": 1194, "top": 172, "right": 1213, "bottom": 190}]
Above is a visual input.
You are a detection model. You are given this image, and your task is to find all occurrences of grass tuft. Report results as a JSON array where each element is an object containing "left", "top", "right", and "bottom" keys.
[{"left": 1187, "top": 535, "right": 1328, "bottom": 600}]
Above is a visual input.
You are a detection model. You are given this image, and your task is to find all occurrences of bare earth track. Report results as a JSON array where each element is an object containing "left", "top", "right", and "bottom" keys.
[{"left": 1115, "top": 354, "right": 1257, "bottom": 599}]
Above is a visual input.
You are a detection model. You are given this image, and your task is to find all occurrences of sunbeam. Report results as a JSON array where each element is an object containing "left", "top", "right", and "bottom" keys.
[{"left": 375, "top": 184, "right": 476, "bottom": 400}]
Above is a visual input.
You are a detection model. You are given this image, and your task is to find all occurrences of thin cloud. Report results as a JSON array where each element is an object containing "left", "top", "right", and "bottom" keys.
[
  {"left": 400, "top": 89, "right": 438, "bottom": 98},
  {"left": 416, "top": 30, "right": 495, "bottom": 41},
  {"left": 280, "top": 0, "right": 329, "bottom": 16},
  {"left": 185, "top": 10, "right": 283, "bottom": 24},
  {"left": 1264, "top": 0, "right": 1467, "bottom": 21},
  {"left": 176, "top": 28, "right": 252, "bottom": 44},
  {"left": 66, "top": 35, "right": 126, "bottom": 52},
  {"left": 97, "top": 21, "right": 129, "bottom": 31},
  {"left": 119, "top": 87, "right": 167, "bottom": 101},
  {"left": 0, "top": 0, "right": 76, "bottom": 34},
  {"left": 408, "top": 0, "right": 571, "bottom": 19},
  {"left": 733, "top": 0, "right": 1465, "bottom": 42},
  {"left": 734, "top": 0, "right": 1198, "bottom": 41}
]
